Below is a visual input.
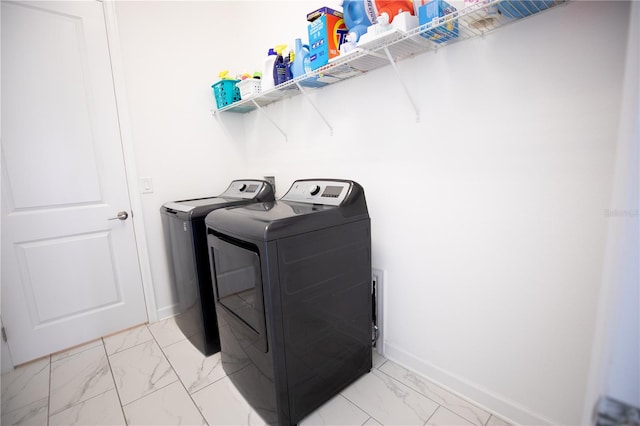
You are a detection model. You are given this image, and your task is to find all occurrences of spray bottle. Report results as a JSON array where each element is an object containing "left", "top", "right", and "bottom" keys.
[
  {"left": 284, "top": 49, "right": 294, "bottom": 81},
  {"left": 273, "top": 44, "right": 288, "bottom": 86}
]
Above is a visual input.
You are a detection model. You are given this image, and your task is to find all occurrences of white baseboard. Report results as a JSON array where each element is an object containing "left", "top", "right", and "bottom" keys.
[
  {"left": 383, "top": 342, "right": 555, "bottom": 425},
  {"left": 155, "top": 304, "right": 180, "bottom": 322}
]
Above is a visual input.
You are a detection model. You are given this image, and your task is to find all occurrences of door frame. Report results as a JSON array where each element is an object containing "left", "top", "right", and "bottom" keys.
[
  {"left": 100, "top": 0, "right": 157, "bottom": 323},
  {"left": 581, "top": 2, "right": 639, "bottom": 423}
]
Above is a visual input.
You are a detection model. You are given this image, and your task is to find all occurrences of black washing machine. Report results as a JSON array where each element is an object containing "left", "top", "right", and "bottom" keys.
[
  {"left": 204, "top": 179, "right": 371, "bottom": 425},
  {"left": 160, "top": 179, "right": 274, "bottom": 356}
]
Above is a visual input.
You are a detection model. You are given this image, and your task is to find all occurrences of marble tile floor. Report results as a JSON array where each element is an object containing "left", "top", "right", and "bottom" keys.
[{"left": 1, "top": 317, "right": 512, "bottom": 426}]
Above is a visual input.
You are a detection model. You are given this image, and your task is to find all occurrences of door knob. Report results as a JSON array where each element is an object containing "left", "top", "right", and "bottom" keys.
[{"left": 108, "top": 210, "right": 129, "bottom": 221}]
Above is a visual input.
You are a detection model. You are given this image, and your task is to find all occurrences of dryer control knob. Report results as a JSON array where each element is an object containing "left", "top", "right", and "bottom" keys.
[
  {"left": 309, "top": 185, "right": 321, "bottom": 196},
  {"left": 238, "top": 184, "right": 247, "bottom": 192}
]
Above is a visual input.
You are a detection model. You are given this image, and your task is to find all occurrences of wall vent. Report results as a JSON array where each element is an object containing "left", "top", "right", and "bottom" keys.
[{"left": 372, "top": 268, "right": 384, "bottom": 355}]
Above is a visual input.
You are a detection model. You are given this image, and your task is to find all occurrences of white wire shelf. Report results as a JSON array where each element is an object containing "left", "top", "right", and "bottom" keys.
[{"left": 211, "top": 0, "right": 565, "bottom": 115}]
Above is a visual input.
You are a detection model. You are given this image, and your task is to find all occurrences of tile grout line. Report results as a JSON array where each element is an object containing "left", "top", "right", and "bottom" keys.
[
  {"left": 175, "top": 347, "right": 251, "bottom": 424},
  {"left": 335, "top": 356, "right": 406, "bottom": 426},
  {"left": 376, "top": 359, "right": 511, "bottom": 426},
  {"left": 360, "top": 416, "right": 374, "bottom": 426},
  {"left": 146, "top": 324, "right": 211, "bottom": 425},
  {"left": 423, "top": 404, "right": 440, "bottom": 426},
  {"left": 1, "top": 355, "right": 54, "bottom": 424},
  {"left": 374, "top": 366, "right": 443, "bottom": 414},
  {"left": 47, "top": 354, "right": 52, "bottom": 426},
  {"left": 108, "top": 325, "right": 180, "bottom": 408},
  {"left": 339, "top": 390, "right": 385, "bottom": 426},
  {"left": 102, "top": 337, "right": 129, "bottom": 425},
  {"left": 48, "top": 338, "right": 129, "bottom": 424},
  {"left": 374, "top": 361, "right": 485, "bottom": 426},
  {"left": 41, "top": 325, "right": 497, "bottom": 426},
  {"left": 104, "top": 325, "right": 158, "bottom": 357},
  {"left": 340, "top": 357, "right": 445, "bottom": 426},
  {"left": 375, "top": 356, "right": 446, "bottom": 423}
]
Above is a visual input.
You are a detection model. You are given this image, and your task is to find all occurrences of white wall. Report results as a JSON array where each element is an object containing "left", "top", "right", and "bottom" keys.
[
  {"left": 114, "top": 1, "right": 637, "bottom": 424},
  {"left": 589, "top": 0, "right": 639, "bottom": 414},
  {"left": 114, "top": 1, "right": 251, "bottom": 318}
]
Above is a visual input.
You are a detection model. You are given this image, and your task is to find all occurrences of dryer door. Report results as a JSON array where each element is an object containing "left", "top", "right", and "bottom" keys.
[{"left": 208, "top": 231, "right": 268, "bottom": 353}]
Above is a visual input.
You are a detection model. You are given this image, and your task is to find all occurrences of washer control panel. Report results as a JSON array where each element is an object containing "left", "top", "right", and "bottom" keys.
[
  {"left": 221, "top": 180, "right": 268, "bottom": 199},
  {"left": 281, "top": 180, "right": 351, "bottom": 206}
]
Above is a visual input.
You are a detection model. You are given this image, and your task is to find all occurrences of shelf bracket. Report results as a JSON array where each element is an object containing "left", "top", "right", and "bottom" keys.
[
  {"left": 211, "top": 108, "right": 228, "bottom": 133},
  {"left": 211, "top": 109, "right": 246, "bottom": 144},
  {"left": 383, "top": 47, "right": 420, "bottom": 123},
  {"left": 251, "top": 99, "right": 288, "bottom": 142},
  {"left": 294, "top": 81, "right": 333, "bottom": 136}
]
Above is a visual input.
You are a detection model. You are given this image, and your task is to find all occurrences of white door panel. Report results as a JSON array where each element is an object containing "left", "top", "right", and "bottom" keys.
[
  {"left": 2, "top": 2, "right": 102, "bottom": 209},
  {"left": 16, "top": 233, "right": 121, "bottom": 323},
  {"left": 1, "top": 1, "right": 147, "bottom": 365}
]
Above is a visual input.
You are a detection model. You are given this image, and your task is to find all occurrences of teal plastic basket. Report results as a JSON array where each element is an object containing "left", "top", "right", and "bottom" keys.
[{"left": 212, "top": 79, "right": 241, "bottom": 109}]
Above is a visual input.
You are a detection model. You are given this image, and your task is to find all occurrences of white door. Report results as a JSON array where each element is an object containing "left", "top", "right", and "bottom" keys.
[{"left": 1, "top": 0, "right": 147, "bottom": 365}]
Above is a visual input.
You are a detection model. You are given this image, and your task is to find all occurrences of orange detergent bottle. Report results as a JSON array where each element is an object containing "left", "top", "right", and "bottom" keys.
[{"left": 374, "top": 0, "right": 415, "bottom": 22}]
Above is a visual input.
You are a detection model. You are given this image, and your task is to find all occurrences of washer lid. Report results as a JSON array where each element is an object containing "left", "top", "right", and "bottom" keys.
[
  {"left": 205, "top": 179, "right": 369, "bottom": 241},
  {"left": 162, "top": 197, "right": 229, "bottom": 213},
  {"left": 161, "top": 179, "right": 275, "bottom": 218}
]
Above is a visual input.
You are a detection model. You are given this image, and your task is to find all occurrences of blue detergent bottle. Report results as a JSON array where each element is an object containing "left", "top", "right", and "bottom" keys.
[
  {"left": 291, "top": 38, "right": 308, "bottom": 79},
  {"left": 291, "top": 38, "right": 326, "bottom": 88},
  {"left": 342, "top": 0, "right": 377, "bottom": 42}
]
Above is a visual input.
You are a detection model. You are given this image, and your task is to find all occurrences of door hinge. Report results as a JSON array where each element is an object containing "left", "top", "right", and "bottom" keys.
[{"left": 2, "top": 326, "right": 7, "bottom": 343}]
